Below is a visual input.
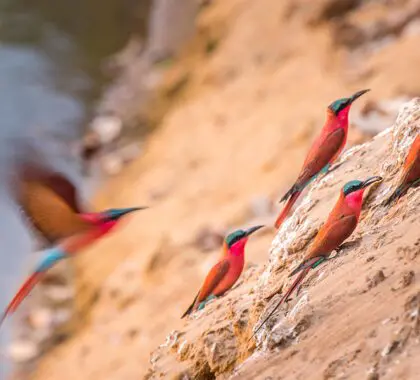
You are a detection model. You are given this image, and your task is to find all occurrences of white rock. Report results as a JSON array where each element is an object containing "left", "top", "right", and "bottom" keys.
[
  {"left": 43, "top": 286, "right": 74, "bottom": 305},
  {"left": 28, "top": 308, "right": 53, "bottom": 330},
  {"left": 117, "top": 143, "right": 142, "bottom": 163},
  {"left": 52, "top": 308, "right": 73, "bottom": 327},
  {"left": 8, "top": 340, "right": 39, "bottom": 363},
  {"left": 91, "top": 116, "right": 122, "bottom": 144},
  {"left": 101, "top": 154, "right": 124, "bottom": 175}
]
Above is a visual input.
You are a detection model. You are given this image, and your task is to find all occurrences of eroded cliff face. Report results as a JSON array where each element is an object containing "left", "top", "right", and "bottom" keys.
[
  {"left": 31, "top": 1, "right": 420, "bottom": 379},
  {"left": 146, "top": 100, "right": 419, "bottom": 379}
]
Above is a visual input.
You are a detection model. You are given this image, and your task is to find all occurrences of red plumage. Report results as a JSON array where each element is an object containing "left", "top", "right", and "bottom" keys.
[
  {"left": 275, "top": 90, "right": 370, "bottom": 229},
  {"left": 252, "top": 176, "right": 381, "bottom": 339},
  {"left": 385, "top": 134, "right": 420, "bottom": 205}
]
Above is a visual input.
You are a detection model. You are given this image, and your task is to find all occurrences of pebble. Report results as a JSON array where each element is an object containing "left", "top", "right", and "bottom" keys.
[
  {"left": 52, "top": 308, "right": 73, "bottom": 327},
  {"left": 28, "top": 308, "right": 53, "bottom": 330},
  {"left": 101, "top": 153, "right": 124, "bottom": 175},
  {"left": 91, "top": 115, "right": 122, "bottom": 144},
  {"left": 117, "top": 143, "right": 142, "bottom": 164},
  {"left": 8, "top": 340, "right": 39, "bottom": 363},
  {"left": 43, "top": 286, "right": 75, "bottom": 305}
]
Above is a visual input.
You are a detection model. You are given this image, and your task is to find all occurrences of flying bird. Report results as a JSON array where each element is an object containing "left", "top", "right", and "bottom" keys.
[
  {"left": 274, "top": 89, "right": 370, "bottom": 229},
  {"left": 252, "top": 176, "right": 382, "bottom": 340},
  {"left": 182, "top": 225, "right": 264, "bottom": 318},
  {"left": 0, "top": 144, "right": 146, "bottom": 327},
  {"left": 385, "top": 134, "right": 420, "bottom": 205}
]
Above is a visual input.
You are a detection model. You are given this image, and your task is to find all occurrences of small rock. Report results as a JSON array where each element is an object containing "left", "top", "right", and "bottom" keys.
[
  {"left": 381, "top": 340, "right": 398, "bottom": 357},
  {"left": 52, "top": 308, "right": 73, "bottom": 327},
  {"left": 366, "top": 270, "right": 386, "bottom": 290},
  {"left": 28, "top": 308, "right": 53, "bottom": 330},
  {"left": 90, "top": 115, "right": 122, "bottom": 144},
  {"left": 117, "top": 143, "right": 142, "bottom": 164},
  {"left": 8, "top": 340, "right": 39, "bottom": 363},
  {"left": 367, "top": 371, "right": 379, "bottom": 380},
  {"left": 392, "top": 270, "right": 415, "bottom": 291},
  {"left": 43, "top": 286, "right": 74, "bottom": 306},
  {"left": 101, "top": 154, "right": 124, "bottom": 175}
]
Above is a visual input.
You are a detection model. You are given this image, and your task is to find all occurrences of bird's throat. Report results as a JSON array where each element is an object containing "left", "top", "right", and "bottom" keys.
[
  {"left": 229, "top": 239, "right": 247, "bottom": 257},
  {"left": 345, "top": 189, "right": 364, "bottom": 218}
]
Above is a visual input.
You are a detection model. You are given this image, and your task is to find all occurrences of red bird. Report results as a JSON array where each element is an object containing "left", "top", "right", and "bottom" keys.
[
  {"left": 385, "top": 134, "right": 420, "bottom": 205},
  {"left": 182, "top": 225, "right": 264, "bottom": 318},
  {"left": 252, "top": 176, "right": 382, "bottom": 339},
  {"left": 0, "top": 145, "right": 146, "bottom": 327},
  {"left": 274, "top": 89, "right": 370, "bottom": 229}
]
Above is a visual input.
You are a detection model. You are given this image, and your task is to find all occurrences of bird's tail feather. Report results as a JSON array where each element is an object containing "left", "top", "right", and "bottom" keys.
[
  {"left": 384, "top": 185, "right": 406, "bottom": 206},
  {"left": 0, "top": 247, "right": 66, "bottom": 328},
  {"left": 289, "top": 256, "right": 325, "bottom": 278},
  {"left": 181, "top": 292, "right": 199, "bottom": 319},
  {"left": 250, "top": 268, "right": 310, "bottom": 341},
  {"left": 275, "top": 190, "right": 301, "bottom": 229},
  {"left": 280, "top": 184, "right": 299, "bottom": 203},
  {"left": 0, "top": 272, "right": 43, "bottom": 328}
]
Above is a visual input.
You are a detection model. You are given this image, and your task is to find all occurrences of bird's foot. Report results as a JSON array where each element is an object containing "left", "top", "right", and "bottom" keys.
[
  {"left": 197, "top": 295, "right": 218, "bottom": 311},
  {"left": 326, "top": 162, "right": 344, "bottom": 176},
  {"left": 331, "top": 240, "right": 361, "bottom": 260}
]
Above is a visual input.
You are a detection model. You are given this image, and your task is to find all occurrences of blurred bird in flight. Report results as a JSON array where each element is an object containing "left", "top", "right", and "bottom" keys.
[
  {"left": 0, "top": 142, "right": 147, "bottom": 327},
  {"left": 182, "top": 225, "right": 264, "bottom": 318},
  {"left": 253, "top": 176, "right": 382, "bottom": 339},
  {"left": 274, "top": 89, "right": 370, "bottom": 229}
]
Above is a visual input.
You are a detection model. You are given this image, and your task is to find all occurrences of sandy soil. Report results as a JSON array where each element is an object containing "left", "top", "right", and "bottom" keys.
[{"left": 32, "top": 1, "right": 420, "bottom": 379}]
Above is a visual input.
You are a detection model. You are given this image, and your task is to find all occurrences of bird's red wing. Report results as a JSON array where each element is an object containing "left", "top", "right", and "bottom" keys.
[
  {"left": 309, "top": 214, "right": 358, "bottom": 258},
  {"left": 197, "top": 260, "right": 231, "bottom": 304},
  {"left": 402, "top": 136, "right": 420, "bottom": 185},
  {"left": 297, "top": 128, "right": 345, "bottom": 186}
]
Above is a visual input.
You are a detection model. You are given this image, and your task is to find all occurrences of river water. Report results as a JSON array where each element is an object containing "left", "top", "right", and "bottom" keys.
[{"left": 0, "top": 0, "right": 149, "bottom": 376}]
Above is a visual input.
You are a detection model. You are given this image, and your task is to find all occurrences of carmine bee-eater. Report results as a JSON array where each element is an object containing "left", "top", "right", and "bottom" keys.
[
  {"left": 385, "top": 134, "right": 420, "bottom": 205},
  {"left": 182, "top": 225, "right": 264, "bottom": 318},
  {"left": 252, "top": 176, "right": 382, "bottom": 339},
  {"left": 0, "top": 147, "right": 146, "bottom": 327},
  {"left": 274, "top": 89, "right": 370, "bottom": 229}
]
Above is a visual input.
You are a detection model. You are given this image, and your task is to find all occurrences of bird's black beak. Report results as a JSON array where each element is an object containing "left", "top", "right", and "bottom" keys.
[
  {"left": 245, "top": 225, "right": 265, "bottom": 237},
  {"left": 349, "top": 89, "right": 370, "bottom": 104},
  {"left": 123, "top": 206, "right": 148, "bottom": 214},
  {"left": 112, "top": 206, "right": 148, "bottom": 218},
  {"left": 362, "top": 176, "right": 382, "bottom": 188}
]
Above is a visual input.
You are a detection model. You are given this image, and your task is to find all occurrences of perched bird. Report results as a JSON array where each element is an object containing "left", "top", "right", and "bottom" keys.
[
  {"left": 385, "top": 134, "right": 420, "bottom": 205},
  {"left": 274, "top": 89, "right": 370, "bottom": 229},
  {"left": 252, "top": 176, "right": 382, "bottom": 339},
  {"left": 0, "top": 146, "right": 146, "bottom": 327},
  {"left": 182, "top": 225, "right": 264, "bottom": 318}
]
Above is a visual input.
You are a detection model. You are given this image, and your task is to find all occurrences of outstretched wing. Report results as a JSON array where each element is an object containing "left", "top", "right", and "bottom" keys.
[
  {"left": 11, "top": 142, "right": 90, "bottom": 243},
  {"left": 296, "top": 128, "right": 345, "bottom": 187}
]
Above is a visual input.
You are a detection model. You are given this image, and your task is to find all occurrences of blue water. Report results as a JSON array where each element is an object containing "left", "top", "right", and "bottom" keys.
[{"left": 0, "top": 0, "right": 146, "bottom": 376}]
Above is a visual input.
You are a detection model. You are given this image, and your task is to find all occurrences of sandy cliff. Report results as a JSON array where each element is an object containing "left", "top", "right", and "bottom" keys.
[
  {"left": 32, "top": 0, "right": 420, "bottom": 379},
  {"left": 146, "top": 99, "right": 419, "bottom": 380}
]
